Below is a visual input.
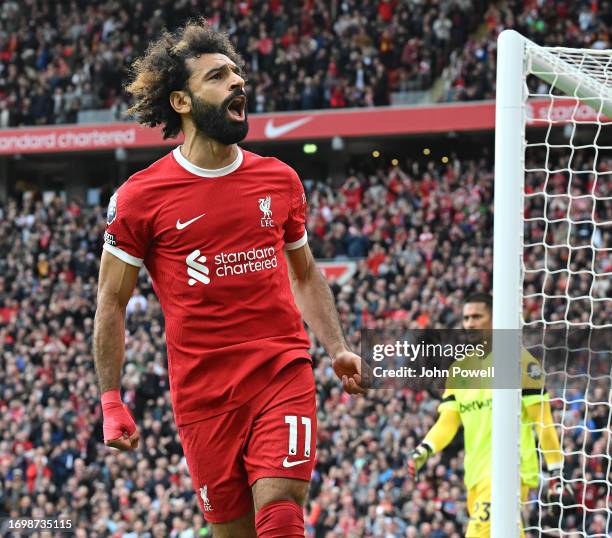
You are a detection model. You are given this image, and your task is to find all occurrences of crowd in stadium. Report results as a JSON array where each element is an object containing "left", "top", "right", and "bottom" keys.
[
  {"left": 1, "top": 0, "right": 610, "bottom": 128},
  {"left": 441, "top": 0, "right": 612, "bottom": 102},
  {"left": 0, "top": 0, "right": 489, "bottom": 127},
  {"left": 1, "top": 148, "right": 609, "bottom": 536}
]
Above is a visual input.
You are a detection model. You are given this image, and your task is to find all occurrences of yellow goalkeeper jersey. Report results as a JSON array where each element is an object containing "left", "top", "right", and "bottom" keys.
[{"left": 438, "top": 349, "right": 547, "bottom": 489}]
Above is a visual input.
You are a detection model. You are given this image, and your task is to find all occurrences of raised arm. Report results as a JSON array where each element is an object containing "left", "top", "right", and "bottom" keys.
[{"left": 93, "top": 250, "right": 140, "bottom": 450}]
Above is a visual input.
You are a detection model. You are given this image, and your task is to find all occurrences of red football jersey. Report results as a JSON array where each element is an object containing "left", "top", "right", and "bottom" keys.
[{"left": 103, "top": 147, "right": 311, "bottom": 425}]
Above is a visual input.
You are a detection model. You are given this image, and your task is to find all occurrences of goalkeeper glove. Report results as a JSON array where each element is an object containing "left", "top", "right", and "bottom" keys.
[
  {"left": 101, "top": 389, "right": 139, "bottom": 450},
  {"left": 546, "top": 466, "right": 574, "bottom": 506},
  {"left": 407, "top": 441, "right": 434, "bottom": 480}
]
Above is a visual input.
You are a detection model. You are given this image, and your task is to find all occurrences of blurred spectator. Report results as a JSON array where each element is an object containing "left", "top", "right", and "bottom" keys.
[{"left": 441, "top": 0, "right": 612, "bottom": 102}]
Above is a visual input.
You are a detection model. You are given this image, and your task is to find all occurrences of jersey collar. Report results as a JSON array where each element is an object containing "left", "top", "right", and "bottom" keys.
[{"left": 173, "top": 145, "right": 243, "bottom": 178}]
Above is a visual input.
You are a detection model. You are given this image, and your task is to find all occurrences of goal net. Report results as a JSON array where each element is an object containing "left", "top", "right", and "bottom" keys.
[{"left": 492, "top": 30, "right": 611, "bottom": 538}]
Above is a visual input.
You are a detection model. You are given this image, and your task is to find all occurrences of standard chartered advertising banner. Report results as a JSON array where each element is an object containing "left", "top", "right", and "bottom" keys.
[
  {"left": 2, "top": 99, "right": 606, "bottom": 155},
  {"left": 359, "top": 328, "right": 611, "bottom": 391},
  {"left": 0, "top": 128, "right": 138, "bottom": 153}
]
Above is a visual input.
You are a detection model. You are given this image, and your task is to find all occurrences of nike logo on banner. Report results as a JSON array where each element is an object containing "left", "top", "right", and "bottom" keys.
[
  {"left": 282, "top": 457, "right": 310, "bottom": 468},
  {"left": 176, "top": 213, "right": 206, "bottom": 230},
  {"left": 264, "top": 117, "right": 313, "bottom": 139}
]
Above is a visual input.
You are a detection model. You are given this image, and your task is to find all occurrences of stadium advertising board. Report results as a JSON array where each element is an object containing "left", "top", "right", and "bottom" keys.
[
  {"left": 317, "top": 260, "right": 357, "bottom": 285},
  {"left": 0, "top": 99, "right": 606, "bottom": 155}
]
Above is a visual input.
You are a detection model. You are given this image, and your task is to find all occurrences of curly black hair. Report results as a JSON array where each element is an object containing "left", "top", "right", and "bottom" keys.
[{"left": 125, "top": 19, "right": 243, "bottom": 139}]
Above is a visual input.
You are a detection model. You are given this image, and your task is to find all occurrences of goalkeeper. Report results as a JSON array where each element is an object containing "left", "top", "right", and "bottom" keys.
[{"left": 407, "top": 293, "right": 571, "bottom": 538}]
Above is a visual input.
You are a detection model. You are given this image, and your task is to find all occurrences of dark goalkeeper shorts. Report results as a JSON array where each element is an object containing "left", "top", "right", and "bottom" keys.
[{"left": 177, "top": 358, "right": 317, "bottom": 523}]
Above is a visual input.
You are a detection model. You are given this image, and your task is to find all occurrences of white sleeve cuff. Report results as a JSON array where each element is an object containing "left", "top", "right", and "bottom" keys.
[
  {"left": 103, "top": 243, "right": 144, "bottom": 267},
  {"left": 285, "top": 231, "right": 308, "bottom": 250},
  {"left": 546, "top": 461, "right": 563, "bottom": 471}
]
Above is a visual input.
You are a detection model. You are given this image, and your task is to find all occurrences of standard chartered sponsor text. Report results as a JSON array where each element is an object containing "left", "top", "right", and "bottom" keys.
[
  {"left": 0, "top": 129, "right": 136, "bottom": 152},
  {"left": 214, "top": 246, "right": 277, "bottom": 277}
]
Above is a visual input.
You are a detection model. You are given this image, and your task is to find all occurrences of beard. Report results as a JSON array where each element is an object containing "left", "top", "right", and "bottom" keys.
[{"left": 187, "top": 89, "right": 249, "bottom": 145}]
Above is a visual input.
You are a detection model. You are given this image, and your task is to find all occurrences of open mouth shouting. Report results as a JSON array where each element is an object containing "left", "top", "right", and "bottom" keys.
[{"left": 226, "top": 95, "right": 246, "bottom": 121}]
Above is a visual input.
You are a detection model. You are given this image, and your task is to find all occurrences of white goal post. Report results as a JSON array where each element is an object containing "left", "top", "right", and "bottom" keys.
[{"left": 492, "top": 29, "right": 611, "bottom": 537}]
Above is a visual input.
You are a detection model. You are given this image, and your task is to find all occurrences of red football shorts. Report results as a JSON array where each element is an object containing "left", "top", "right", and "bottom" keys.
[{"left": 178, "top": 359, "right": 317, "bottom": 523}]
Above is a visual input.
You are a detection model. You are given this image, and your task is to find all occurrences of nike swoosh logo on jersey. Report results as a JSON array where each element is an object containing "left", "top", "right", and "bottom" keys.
[
  {"left": 264, "top": 117, "right": 313, "bottom": 139},
  {"left": 282, "top": 457, "right": 310, "bottom": 468},
  {"left": 176, "top": 213, "right": 206, "bottom": 230}
]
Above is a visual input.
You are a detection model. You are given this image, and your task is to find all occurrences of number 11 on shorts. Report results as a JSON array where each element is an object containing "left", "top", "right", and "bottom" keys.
[{"left": 284, "top": 415, "right": 311, "bottom": 457}]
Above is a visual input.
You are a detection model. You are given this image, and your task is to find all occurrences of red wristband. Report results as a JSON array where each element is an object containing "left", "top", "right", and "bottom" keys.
[{"left": 101, "top": 389, "right": 122, "bottom": 407}]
